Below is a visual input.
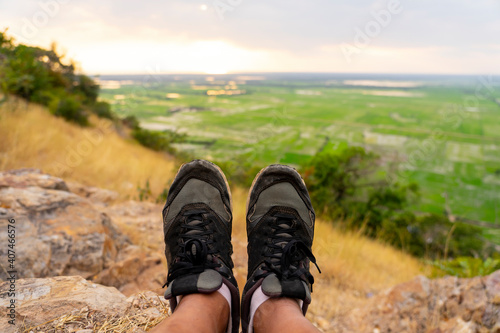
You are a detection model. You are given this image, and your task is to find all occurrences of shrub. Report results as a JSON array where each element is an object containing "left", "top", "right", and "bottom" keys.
[
  {"left": 49, "top": 96, "right": 89, "bottom": 126},
  {"left": 302, "top": 144, "right": 418, "bottom": 232},
  {"left": 136, "top": 179, "right": 152, "bottom": 201},
  {"left": 215, "top": 156, "right": 265, "bottom": 187},
  {"left": 122, "top": 115, "right": 141, "bottom": 130},
  {"left": 0, "top": 31, "right": 114, "bottom": 125},
  {"left": 132, "top": 128, "right": 184, "bottom": 152},
  {"left": 92, "top": 101, "right": 114, "bottom": 119},
  {"left": 381, "top": 213, "right": 489, "bottom": 259},
  {"left": 301, "top": 144, "right": 490, "bottom": 259},
  {"left": 430, "top": 256, "right": 500, "bottom": 278},
  {"left": 75, "top": 74, "right": 99, "bottom": 104}
]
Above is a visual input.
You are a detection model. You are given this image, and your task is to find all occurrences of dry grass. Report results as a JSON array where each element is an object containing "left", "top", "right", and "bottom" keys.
[
  {"left": 2, "top": 98, "right": 426, "bottom": 329},
  {"left": 0, "top": 98, "right": 176, "bottom": 200},
  {"left": 309, "top": 220, "right": 426, "bottom": 321},
  {"left": 21, "top": 293, "right": 170, "bottom": 332}
]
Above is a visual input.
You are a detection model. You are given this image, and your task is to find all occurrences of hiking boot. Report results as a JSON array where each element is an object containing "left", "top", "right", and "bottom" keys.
[
  {"left": 162, "top": 159, "right": 239, "bottom": 332},
  {"left": 241, "top": 164, "right": 320, "bottom": 332}
]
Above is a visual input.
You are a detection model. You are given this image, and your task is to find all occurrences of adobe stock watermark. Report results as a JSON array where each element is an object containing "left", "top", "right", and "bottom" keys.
[
  {"left": 213, "top": 0, "right": 243, "bottom": 20},
  {"left": 115, "top": 65, "right": 163, "bottom": 115},
  {"left": 48, "top": 118, "right": 114, "bottom": 175},
  {"left": 15, "top": 0, "right": 70, "bottom": 42},
  {"left": 48, "top": 66, "right": 165, "bottom": 176},
  {"left": 387, "top": 75, "right": 499, "bottom": 185},
  {"left": 340, "top": 0, "right": 403, "bottom": 63},
  {"left": 222, "top": 106, "right": 288, "bottom": 176}
]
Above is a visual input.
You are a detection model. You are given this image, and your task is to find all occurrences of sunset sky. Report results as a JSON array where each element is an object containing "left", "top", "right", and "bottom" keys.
[{"left": 1, "top": 0, "right": 499, "bottom": 75}]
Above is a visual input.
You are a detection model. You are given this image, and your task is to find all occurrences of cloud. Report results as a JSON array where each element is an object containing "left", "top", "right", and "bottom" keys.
[{"left": 1, "top": 0, "right": 499, "bottom": 73}]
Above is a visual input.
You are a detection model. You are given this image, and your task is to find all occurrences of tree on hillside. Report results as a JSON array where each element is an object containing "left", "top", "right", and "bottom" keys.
[
  {"left": 302, "top": 144, "right": 418, "bottom": 224},
  {"left": 303, "top": 145, "right": 378, "bottom": 212},
  {"left": 301, "top": 144, "right": 492, "bottom": 259},
  {"left": 0, "top": 30, "right": 108, "bottom": 125}
]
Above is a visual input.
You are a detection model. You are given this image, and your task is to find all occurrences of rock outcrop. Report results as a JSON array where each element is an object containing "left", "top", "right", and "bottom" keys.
[
  {"left": 1, "top": 168, "right": 498, "bottom": 333},
  {"left": 98, "top": 200, "right": 166, "bottom": 295},
  {"left": 0, "top": 276, "right": 170, "bottom": 332},
  {"left": 66, "top": 181, "right": 118, "bottom": 207},
  {"left": 1, "top": 271, "right": 498, "bottom": 333},
  {"left": 0, "top": 169, "right": 164, "bottom": 295},
  {"left": 0, "top": 169, "right": 129, "bottom": 280},
  {"left": 335, "top": 270, "right": 500, "bottom": 333}
]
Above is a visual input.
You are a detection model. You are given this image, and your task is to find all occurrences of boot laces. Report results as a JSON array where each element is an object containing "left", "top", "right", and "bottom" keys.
[
  {"left": 256, "top": 212, "right": 321, "bottom": 284},
  {"left": 165, "top": 209, "right": 220, "bottom": 286}
]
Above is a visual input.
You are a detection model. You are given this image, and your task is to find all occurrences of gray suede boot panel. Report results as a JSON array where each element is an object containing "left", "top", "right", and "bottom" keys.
[
  {"left": 164, "top": 178, "right": 230, "bottom": 227},
  {"left": 197, "top": 269, "right": 223, "bottom": 291},
  {"left": 261, "top": 274, "right": 282, "bottom": 295},
  {"left": 248, "top": 182, "right": 312, "bottom": 227}
]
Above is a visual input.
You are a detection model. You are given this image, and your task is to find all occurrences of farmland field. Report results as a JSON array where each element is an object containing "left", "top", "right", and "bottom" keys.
[{"left": 98, "top": 73, "right": 500, "bottom": 243}]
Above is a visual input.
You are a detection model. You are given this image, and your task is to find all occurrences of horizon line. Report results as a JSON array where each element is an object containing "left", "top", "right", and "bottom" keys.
[{"left": 88, "top": 71, "right": 500, "bottom": 77}]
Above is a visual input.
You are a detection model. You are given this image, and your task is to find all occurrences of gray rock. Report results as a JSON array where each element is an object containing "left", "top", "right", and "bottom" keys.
[
  {"left": 0, "top": 276, "right": 128, "bottom": 332},
  {"left": 0, "top": 170, "right": 129, "bottom": 280},
  {"left": 0, "top": 277, "right": 169, "bottom": 332},
  {"left": 336, "top": 270, "right": 500, "bottom": 333},
  {"left": 0, "top": 168, "right": 69, "bottom": 191},
  {"left": 66, "top": 181, "right": 118, "bottom": 206}
]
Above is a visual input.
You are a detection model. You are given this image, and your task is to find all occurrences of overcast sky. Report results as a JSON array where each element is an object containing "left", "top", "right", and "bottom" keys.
[{"left": 1, "top": 0, "right": 499, "bottom": 75}]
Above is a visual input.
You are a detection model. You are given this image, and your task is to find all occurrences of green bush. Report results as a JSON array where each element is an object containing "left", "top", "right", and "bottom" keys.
[
  {"left": 302, "top": 144, "right": 379, "bottom": 216},
  {"left": 122, "top": 115, "right": 141, "bottom": 130},
  {"left": 92, "top": 101, "right": 114, "bottom": 119},
  {"left": 75, "top": 74, "right": 99, "bottom": 104},
  {"left": 301, "top": 144, "right": 491, "bottom": 260},
  {"left": 49, "top": 96, "right": 89, "bottom": 126},
  {"left": 132, "top": 128, "right": 184, "bottom": 152},
  {"left": 302, "top": 144, "right": 418, "bottom": 232},
  {"left": 216, "top": 157, "right": 265, "bottom": 187},
  {"left": 0, "top": 31, "right": 116, "bottom": 125},
  {"left": 2, "top": 45, "right": 52, "bottom": 100},
  {"left": 136, "top": 179, "right": 152, "bottom": 201},
  {"left": 430, "top": 256, "right": 500, "bottom": 278},
  {"left": 381, "top": 213, "right": 489, "bottom": 259}
]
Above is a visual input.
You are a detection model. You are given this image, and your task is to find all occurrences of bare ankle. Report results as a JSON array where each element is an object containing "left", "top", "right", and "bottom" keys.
[
  {"left": 152, "top": 292, "right": 230, "bottom": 333},
  {"left": 252, "top": 297, "right": 320, "bottom": 333}
]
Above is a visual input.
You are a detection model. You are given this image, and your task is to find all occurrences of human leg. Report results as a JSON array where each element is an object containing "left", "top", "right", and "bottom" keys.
[
  {"left": 252, "top": 297, "right": 320, "bottom": 333},
  {"left": 241, "top": 164, "right": 321, "bottom": 333},
  {"left": 152, "top": 160, "right": 240, "bottom": 333},
  {"left": 150, "top": 292, "right": 229, "bottom": 333}
]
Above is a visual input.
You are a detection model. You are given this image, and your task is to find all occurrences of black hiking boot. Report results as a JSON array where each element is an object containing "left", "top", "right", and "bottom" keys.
[
  {"left": 241, "top": 164, "right": 321, "bottom": 332},
  {"left": 162, "top": 160, "right": 239, "bottom": 333}
]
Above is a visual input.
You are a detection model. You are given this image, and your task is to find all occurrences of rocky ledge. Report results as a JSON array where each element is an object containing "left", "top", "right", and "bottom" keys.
[
  {"left": 0, "top": 169, "right": 165, "bottom": 296},
  {"left": 0, "top": 276, "right": 169, "bottom": 332},
  {"left": 0, "top": 169, "right": 498, "bottom": 332},
  {"left": 336, "top": 270, "right": 500, "bottom": 333}
]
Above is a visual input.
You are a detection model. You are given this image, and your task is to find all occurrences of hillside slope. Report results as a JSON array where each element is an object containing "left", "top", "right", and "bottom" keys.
[
  {"left": 0, "top": 98, "right": 176, "bottom": 200},
  {"left": 0, "top": 99, "right": 426, "bottom": 330}
]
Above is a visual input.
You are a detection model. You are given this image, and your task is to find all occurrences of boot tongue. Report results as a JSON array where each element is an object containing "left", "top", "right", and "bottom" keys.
[
  {"left": 184, "top": 239, "right": 207, "bottom": 265},
  {"left": 260, "top": 274, "right": 312, "bottom": 304},
  {"left": 271, "top": 220, "right": 293, "bottom": 266},
  {"left": 185, "top": 219, "right": 203, "bottom": 236}
]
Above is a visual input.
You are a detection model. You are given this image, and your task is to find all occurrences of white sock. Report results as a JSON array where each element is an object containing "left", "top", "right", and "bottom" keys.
[
  {"left": 248, "top": 286, "right": 270, "bottom": 333},
  {"left": 217, "top": 283, "right": 233, "bottom": 333},
  {"left": 248, "top": 286, "right": 304, "bottom": 333}
]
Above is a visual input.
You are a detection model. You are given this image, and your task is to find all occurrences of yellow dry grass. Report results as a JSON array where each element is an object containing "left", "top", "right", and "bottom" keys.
[
  {"left": 1, "top": 98, "right": 425, "bottom": 327},
  {"left": 0, "top": 98, "right": 176, "bottom": 200}
]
